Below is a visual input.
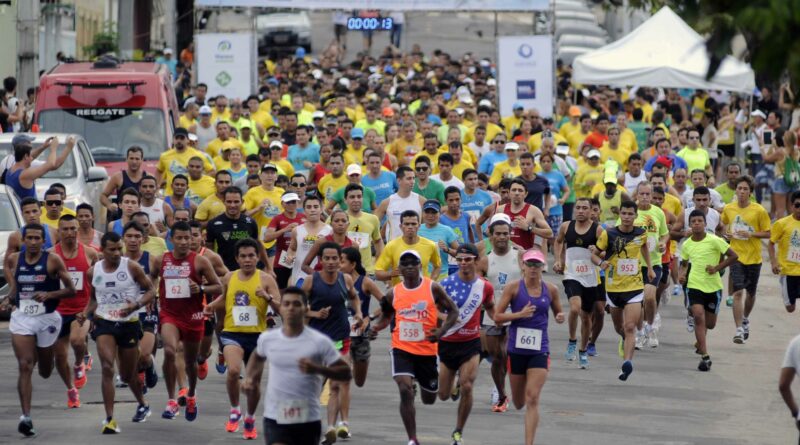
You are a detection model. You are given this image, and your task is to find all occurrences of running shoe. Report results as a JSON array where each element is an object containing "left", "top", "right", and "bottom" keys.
[
  {"left": 185, "top": 396, "right": 198, "bottom": 422},
  {"left": 226, "top": 409, "right": 242, "bottom": 432},
  {"left": 198, "top": 359, "right": 209, "bottom": 380},
  {"left": 242, "top": 416, "right": 257, "bottom": 440},
  {"left": 177, "top": 387, "right": 189, "bottom": 407},
  {"left": 215, "top": 351, "right": 227, "bottom": 374},
  {"left": 18, "top": 416, "right": 35, "bottom": 437},
  {"left": 145, "top": 364, "right": 158, "bottom": 389},
  {"left": 635, "top": 332, "right": 645, "bottom": 350},
  {"left": 132, "top": 404, "right": 151, "bottom": 423},
  {"left": 579, "top": 351, "right": 589, "bottom": 369},
  {"left": 653, "top": 313, "right": 662, "bottom": 331},
  {"left": 336, "top": 421, "right": 352, "bottom": 440},
  {"left": 162, "top": 400, "right": 180, "bottom": 419},
  {"left": 686, "top": 314, "right": 695, "bottom": 333},
  {"left": 726, "top": 295, "right": 734, "bottom": 307},
  {"left": 408, "top": 440, "right": 420, "bottom": 445},
  {"left": 565, "top": 340, "right": 577, "bottom": 361},
  {"left": 618, "top": 360, "right": 633, "bottom": 381},
  {"left": 492, "top": 395, "right": 509, "bottom": 413},
  {"left": 452, "top": 429, "right": 463, "bottom": 445},
  {"left": 617, "top": 338, "right": 624, "bottom": 358},
  {"left": 661, "top": 288, "right": 670, "bottom": 306},
  {"left": 322, "top": 425, "right": 337, "bottom": 444},
  {"left": 648, "top": 331, "right": 659, "bottom": 348},
  {"left": 102, "top": 418, "right": 120, "bottom": 434},
  {"left": 672, "top": 284, "right": 681, "bottom": 296},
  {"left": 67, "top": 387, "right": 80, "bottom": 408},
  {"left": 733, "top": 328, "right": 745, "bottom": 344},
  {"left": 451, "top": 383, "right": 461, "bottom": 401},
  {"left": 115, "top": 374, "right": 128, "bottom": 388},
  {"left": 698, "top": 355, "right": 712, "bottom": 372},
  {"left": 84, "top": 353, "right": 93, "bottom": 371},
  {"left": 742, "top": 318, "right": 750, "bottom": 340},
  {"left": 587, "top": 343, "right": 598, "bottom": 357},
  {"left": 74, "top": 364, "right": 87, "bottom": 389}
]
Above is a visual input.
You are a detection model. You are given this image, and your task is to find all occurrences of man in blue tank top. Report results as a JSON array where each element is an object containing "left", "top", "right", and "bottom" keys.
[
  {"left": 5, "top": 135, "right": 74, "bottom": 202},
  {"left": 4, "top": 223, "right": 75, "bottom": 437}
]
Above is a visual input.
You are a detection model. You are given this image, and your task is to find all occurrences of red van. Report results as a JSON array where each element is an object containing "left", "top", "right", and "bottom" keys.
[{"left": 34, "top": 57, "right": 180, "bottom": 174}]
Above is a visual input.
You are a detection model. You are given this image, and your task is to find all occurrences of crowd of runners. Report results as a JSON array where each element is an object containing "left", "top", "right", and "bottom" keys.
[{"left": 2, "top": 44, "right": 799, "bottom": 445}]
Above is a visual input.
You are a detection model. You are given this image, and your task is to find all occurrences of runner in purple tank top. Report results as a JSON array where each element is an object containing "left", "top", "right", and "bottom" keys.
[{"left": 494, "top": 249, "right": 564, "bottom": 445}]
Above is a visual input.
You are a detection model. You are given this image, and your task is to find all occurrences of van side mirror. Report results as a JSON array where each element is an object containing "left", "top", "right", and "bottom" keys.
[{"left": 86, "top": 166, "right": 108, "bottom": 183}]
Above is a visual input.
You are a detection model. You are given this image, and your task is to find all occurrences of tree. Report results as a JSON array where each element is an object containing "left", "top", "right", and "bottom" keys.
[
  {"left": 83, "top": 21, "right": 119, "bottom": 58},
  {"left": 609, "top": 0, "right": 800, "bottom": 86}
]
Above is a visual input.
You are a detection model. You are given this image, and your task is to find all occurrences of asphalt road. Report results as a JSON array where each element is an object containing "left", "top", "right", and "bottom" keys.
[{"left": 0, "top": 261, "right": 798, "bottom": 444}]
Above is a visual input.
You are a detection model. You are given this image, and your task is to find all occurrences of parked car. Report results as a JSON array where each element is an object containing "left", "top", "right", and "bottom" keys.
[
  {"left": 256, "top": 10, "right": 312, "bottom": 55},
  {"left": 0, "top": 133, "right": 109, "bottom": 227},
  {"left": 0, "top": 185, "right": 24, "bottom": 320}
]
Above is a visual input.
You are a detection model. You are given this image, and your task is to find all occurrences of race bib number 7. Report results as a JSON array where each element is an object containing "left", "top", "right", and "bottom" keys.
[
  {"left": 616, "top": 259, "right": 639, "bottom": 276},
  {"left": 398, "top": 321, "right": 424, "bottom": 342}
]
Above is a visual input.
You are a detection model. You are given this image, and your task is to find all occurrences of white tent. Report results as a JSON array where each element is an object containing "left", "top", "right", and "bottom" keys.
[{"left": 572, "top": 7, "right": 755, "bottom": 93}]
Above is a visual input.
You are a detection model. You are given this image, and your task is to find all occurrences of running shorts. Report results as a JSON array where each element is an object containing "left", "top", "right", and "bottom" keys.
[
  {"left": 390, "top": 348, "right": 439, "bottom": 393},
  {"left": 438, "top": 338, "right": 480, "bottom": 371}
]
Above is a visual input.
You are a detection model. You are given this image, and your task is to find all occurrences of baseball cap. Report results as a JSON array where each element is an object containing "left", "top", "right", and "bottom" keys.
[
  {"left": 267, "top": 126, "right": 281, "bottom": 137},
  {"left": 261, "top": 163, "right": 278, "bottom": 172},
  {"left": 382, "top": 107, "right": 395, "bottom": 117},
  {"left": 489, "top": 213, "right": 512, "bottom": 227},
  {"left": 198, "top": 105, "right": 212, "bottom": 115},
  {"left": 281, "top": 192, "right": 301, "bottom": 203},
  {"left": 603, "top": 170, "right": 618, "bottom": 184},
  {"left": 569, "top": 106, "right": 581, "bottom": 117},
  {"left": 455, "top": 243, "right": 479, "bottom": 258},
  {"left": 346, "top": 164, "right": 362, "bottom": 176},
  {"left": 422, "top": 199, "right": 441, "bottom": 212},
  {"left": 312, "top": 111, "right": 325, "bottom": 120},
  {"left": 326, "top": 116, "right": 339, "bottom": 125},
  {"left": 513, "top": 102, "right": 524, "bottom": 110},
  {"left": 654, "top": 156, "right": 672, "bottom": 169},
  {"left": 221, "top": 140, "right": 238, "bottom": 151},
  {"left": 11, "top": 134, "right": 35, "bottom": 147},
  {"left": 586, "top": 149, "right": 601, "bottom": 159},
  {"left": 504, "top": 142, "right": 520, "bottom": 151},
  {"left": 351, "top": 128, "right": 365, "bottom": 139},
  {"left": 522, "top": 249, "right": 546, "bottom": 264},
  {"left": 479, "top": 99, "right": 493, "bottom": 108},
  {"left": 751, "top": 110, "right": 766, "bottom": 119},
  {"left": 398, "top": 250, "right": 421, "bottom": 265},
  {"left": 269, "top": 140, "right": 283, "bottom": 150},
  {"left": 174, "top": 128, "right": 189, "bottom": 138}
]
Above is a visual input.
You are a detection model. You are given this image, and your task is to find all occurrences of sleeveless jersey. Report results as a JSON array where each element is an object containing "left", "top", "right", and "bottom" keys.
[
  {"left": 386, "top": 192, "right": 422, "bottom": 241},
  {"left": 92, "top": 257, "right": 140, "bottom": 322},
  {"left": 223, "top": 270, "right": 268, "bottom": 334},
  {"left": 6, "top": 168, "right": 36, "bottom": 200},
  {"left": 165, "top": 195, "right": 191, "bottom": 212},
  {"left": 159, "top": 251, "right": 204, "bottom": 323},
  {"left": 391, "top": 277, "right": 438, "bottom": 356},
  {"left": 141, "top": 198, "right": 166, "bottom": 226},
  {"left": 290, "top": 223, "right": 332, "bottom": 285},
  {"left": 563, "top": 221, "right": 599, "bottom": 287},
  {"left": 440, "top": 274, "right": 493, "bottom": 342},
  {"left": 54, "top": 243, "right": 92, "bottom": 316},
  {"left": 624, "top": 171, "right": 647, "bottom": 196},
  {"left": 502, "top": 203, "right": 534, "bottom": 250},
  {"left": 484, "top": 248, "right": 521, "bottom": 327},
  {"left": 507, "top": 280, "right": 551, "bottom": 355},
  {"left": 121, "top": 170, "right": 143, "bottom": 194},
  {"left": 308, "top": 272, "right": 351, "bottom": 342},
  {"left": 15, "top": 251, "right": 60, "bottom": 315}
]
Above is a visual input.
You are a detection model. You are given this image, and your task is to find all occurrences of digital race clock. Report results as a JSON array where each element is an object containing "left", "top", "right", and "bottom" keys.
[{"left": 347, "top": 17, "right": 393, "bottom": 31}]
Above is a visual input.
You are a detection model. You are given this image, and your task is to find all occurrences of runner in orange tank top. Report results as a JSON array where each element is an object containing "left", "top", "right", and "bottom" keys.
[{"left": 370, "top": 250, "right": 458, "bottom": 445}]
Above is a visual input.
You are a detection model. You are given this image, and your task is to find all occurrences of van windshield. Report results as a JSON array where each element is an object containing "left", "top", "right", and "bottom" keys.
[{"left": 38, "top": 108, "right": 166, "bottom": 161}]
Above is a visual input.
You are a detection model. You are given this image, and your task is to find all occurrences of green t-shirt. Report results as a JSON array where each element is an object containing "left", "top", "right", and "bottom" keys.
[
  {"left": 413, "top": 178, "right": 446, "bottom": 204},
  {"left": 619, "top": 205, "right": 668, "bottom": 266},
  {"left": 676, "top": 147, "right": 711, "bottom": 174},
  {"left": 329, "top": 186, "right": 377, "bottom": 212},
  {"left": 680, "top": 233, "right": 729, "bottom": 293}
]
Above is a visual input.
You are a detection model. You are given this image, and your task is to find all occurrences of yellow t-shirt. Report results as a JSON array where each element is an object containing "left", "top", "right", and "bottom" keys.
[
  {"left": 211, "top": 108, "right": 231, "bottom": 125},
  {"left": 527, "top": 131, "right": 567, "bottom": 153},
  {"left": 620, "top": 128, "right": 638, "bottom": 154},
  {"left": 223, "top": 271, "right": 269, "bottom": 333},
  {"left": 179, "top": 115, "right": 195, "bottom": 130},
  {"left": 187, "top": 175, "right": 216, "bottom": 206},
  {"left": 375, "top": 236, "right": 441, "bottom": 285},
  {"left": 566, "top": 130, "right": 589, "bottom": 157},
  {"left": 243, "top": 186, "right": 285, "bottom": 248},
  {"left": 574, "top": 163, "right": 604, "bottom": 198},
  {"left": 141, "top": 236, "right": 168, "bottom": 258},
  {"left": 250, "top": 110, "right": 276, "bottom": 130},
  {"left": 636, "top": 102, "right": 654, "bottom": 123},
  {"left": 195, "top": 194, "right": 225, "bottom": 222},
  {"left": 40, "top": 207, "right": 76, "bottom": 229},
  {"left": 206, "top": 138, "right": 245, "bottom": 159},
  {"left": 502, "top": 115, "right": 524, "bottom": 138},
  {"left": 272, "top": 159, "right": 294, "bottom": 178},
  {"left": 317, "top": 174, "right": 349, "bottom": 201},
  {"left": 347, "top": 212, "right": 382, "bottom": 274},
  {"left": 344, "top": 146, "right": 368, "bottom": 167},
  {"left": 388, "top": 136, "right": 423, "bottom": 165},
  {"left": 596, "top": 227, "right": 647, "bottom": 293},
  {"left": 212, "top": 156, "right": 231, "bottom": 172},
  {"left": 558, "top": 121, "right": 580, "bottom": 138},
  {"left": 489, "top": 160, "right": 522, "bottom": 187},
  {"left": 156, "top": 148, "right": 215, "bottom": 195},
  {"left": 599, "top": 145, "right": 630, "bottom": 171},
  {"left": 771, "top": 215, "right": 800, "bottom": 275},
  {"left": 721, "top": 202, "right": 771, "bottom": 265}
]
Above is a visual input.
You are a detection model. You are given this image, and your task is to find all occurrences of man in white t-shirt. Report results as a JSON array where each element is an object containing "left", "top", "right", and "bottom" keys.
[
  {"left": 243, "top": 287, "right": 351, "bottom": 444},
  {"left": 779, "top": 333, "right": 800, "bottom": 431}
]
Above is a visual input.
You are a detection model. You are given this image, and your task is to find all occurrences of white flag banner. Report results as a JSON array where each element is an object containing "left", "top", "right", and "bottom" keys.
[
  {"left": 196, "top": 0, "right": 549, "bottom": 11},
  {"left": 497, "top": 35, "right": 554, "bottom": 117}
]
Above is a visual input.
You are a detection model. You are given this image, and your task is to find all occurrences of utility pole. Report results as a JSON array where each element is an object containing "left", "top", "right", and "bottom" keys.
[
  {"left": 164, "top": 0, "right": 176, "bottom": 51},
  {"left": 17, "top": 0, "right": 39, "bottom": 96},
  {"left": 118, "top": 0, "right": 134, "bottom": 58}
]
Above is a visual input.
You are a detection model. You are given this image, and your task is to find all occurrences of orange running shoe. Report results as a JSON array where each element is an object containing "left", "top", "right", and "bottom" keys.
[
  {"left": 225, "top": 409, "right": 241, "bottom": 433},
  {"left": 73, "top": 364, "right": 87, "bottom": 389},
  {"left": 198, "top": 360, "right": 209, "bottom": 380},
  {"left": 492, "top": 395, "right": 509, "bottom": 413},
  {"left": 83, "top": 353, "right": 93, "bottom": 371},
  {"left": 242, "top": 416, "right": 257, "bottom": 440},
  {"left": 67, "top": 388, "right": 80, "bottom": 408}
]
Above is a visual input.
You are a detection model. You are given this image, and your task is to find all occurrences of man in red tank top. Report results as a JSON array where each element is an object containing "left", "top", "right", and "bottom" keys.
[
  {"left": 370, "top": 250, "right": 458, "bottom": 445},
  {"left": 156, "top": 221, "right": 222, "bottom": 421},
  {"left": 496, "top": 178, "right": 552, "bottom": 251},
  {"left": 53, "top": 215, "right": 99, "bottom": 409}
]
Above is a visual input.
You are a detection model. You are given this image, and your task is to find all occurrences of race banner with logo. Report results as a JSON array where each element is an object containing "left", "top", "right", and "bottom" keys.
[
  {"left": 497, "top": 35, "right": 553, "bottom": 117},
  {"left": 196, "top": 0, "right": 548, "bottom": 11},
  {"left": 196, "top": 33, "right": 256, "bottom": 100}
]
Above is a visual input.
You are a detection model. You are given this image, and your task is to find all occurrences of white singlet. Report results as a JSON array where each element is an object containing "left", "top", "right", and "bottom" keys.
[{"left": 385, "top": 192, "right": 422, "bottom": 241}]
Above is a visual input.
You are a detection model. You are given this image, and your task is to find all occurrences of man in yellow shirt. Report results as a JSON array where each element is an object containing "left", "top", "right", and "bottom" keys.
[
  {"left": 527, "top": 117, "right": 567, "bottom": 153},
  {"left": 720, "top": 176, "right": 771, "bottom": 344},
  {"left": 768, "top": 190, "right": 800, "bottom": 313},
  {"left": 244, "top": 164, "right": 285, "bottom": 249},
  {"left": 211, "top": 94, "right": 231, "bottom": 124},
  {"left": 489, "top": 142, "right": 522, "bottom": 187},
  {"left": 317, "top": 152, "right": 348, "bottom": 203},
  {"left": 155, "top": 128, "right": 215, "bottom": 195},
  {"left": 179, "top": 103, "right": 198, "bottom": 129},
  {"left": 600, "top": 126, "right": 630, "bottom": 170},
  {"left": 412, "top": 133, "right": 443, "bottom": 173},
  {"left": 502, "top": 102, "right": 525, "bottom": 138},
  {"left": 566, "top": 114, "right": 592, "bottom": 158},
  {"left": 558, "top": 105, "right": 582, "bottom": 138},
  {"left": 446, "top": 142, "right": 474, "bottom": 180},
  {"left": 573, "top": 149, "right": 604, "bottom": 198},
  {"left": 206, "top": 121, "right": 245, "bottom": 158},
  {"left": 634, "top": 91, "right": 653, "bottom": 123},
  {"left": 389, "top": 121, "right": 423, "bottom": 166},
  {"left": 464, "top": 105, "right": 503, "bottom": 144},
  {"left": 374, "top": 210, "right": 441, "bottom": 285},
  {"left": 196, "top": 170, "right": 233, "bottom": 227},
  {"left": 615, "top": 112, "right": 638, "bottom": 154},
  {"left": 186, "top": 156, "right": 216, "bottom": 206}
]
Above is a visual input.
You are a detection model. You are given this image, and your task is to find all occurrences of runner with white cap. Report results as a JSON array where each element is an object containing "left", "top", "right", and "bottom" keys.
[
  {"left": 493, "top": 248, "right": 564, "bottom": 445},
  {"left": 370, "top": 249, "right": 458, "bottom": 445}
]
